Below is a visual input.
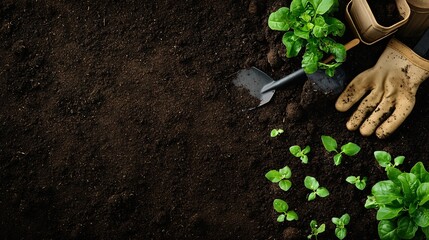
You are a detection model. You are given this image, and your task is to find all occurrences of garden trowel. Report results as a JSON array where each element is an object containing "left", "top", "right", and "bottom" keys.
[{"left": 233, "top": 38, "right": 360, "bottom": 110}]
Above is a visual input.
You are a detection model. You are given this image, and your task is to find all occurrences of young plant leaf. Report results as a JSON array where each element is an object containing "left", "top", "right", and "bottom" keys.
[
  {"left": 279, "top": 180, "right": 292, "bottom": 191},
  {"left": 333, "top": 153, "right": 342, "bottom": 165},
  {"left": 321, "top": 135, "right": 337, "bottom": 152},
  {"left": 268, "top": 7, "right": 292, "bottom": 31},
  {"left": 277, "top": 214, "right": 286, "bottom": 222},
  {"left": 316, "top": 187, "right": 329, "bottom": 197},
  {"left": 397, "top": 216, "right": 418, "bottom": 239},
  {"left": 378, "top": 220, "right": 398, "bottom": 240},
  {"left": 286, "top": 210, "right": 299, "bottom": 221},
  {"left": 341, "top": 142, "right": 360, "bottom": 156},
  {"left": 335, "top": 228, "right": 346, "bottom": 240},
  {"left": 304, "top": 176, "right": 319, "bottom": 190},
  {"left": 265, "top": 170, "right": 283, "bottom": 183},
  {"left": 374, "top": 151, "right": 392, "bottom": 168},
  {"left": 273, "top": 199, "right": 288, "bottom": 213},
  {"left": 279, "top": 166, "right": 292, "bottom": 178}
]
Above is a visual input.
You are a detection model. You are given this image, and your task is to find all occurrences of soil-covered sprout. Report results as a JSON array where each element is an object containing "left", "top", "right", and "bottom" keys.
[
  {"left": 304, "top": 176, "right": 329, "bottom": 201},
  {"left": 332, "top": 213, "right": 350, "bottom": 240},
  {"left": 307, "top": 219, "right": 325, "bottom": 239},
  {"left": 321, "top": 135, "right": 360, "bottom": 166},
  {"left": 365, "top": 161, "right": 429, "bottom": 240},
  {"left": 270, "top": 128, "right": 284, "bottom": 137},
  {"left": 346, "top": 175, "right": 367, "bottom": 190},
  {"left": 273, "top": 199, "right": 299, "bottom": 222},
  {"left": 289, "top": 145, "right": 311, "bottom": 164},
  {"left": 265, "top": 166, "right": 292, "bottom": 191}
]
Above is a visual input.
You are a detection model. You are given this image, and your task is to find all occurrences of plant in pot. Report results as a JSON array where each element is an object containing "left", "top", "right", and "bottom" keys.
[{"left": 345, "top": 0, "right": 410, "bottom": 44}]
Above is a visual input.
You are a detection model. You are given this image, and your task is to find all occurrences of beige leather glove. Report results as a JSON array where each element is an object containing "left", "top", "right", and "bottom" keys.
[{"left": 336, "top": 38, "right": 429, "bottom": 139}]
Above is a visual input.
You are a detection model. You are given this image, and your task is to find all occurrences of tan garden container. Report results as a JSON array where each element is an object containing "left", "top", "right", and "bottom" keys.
[
  {"left": 398, "top": 0, "right": 429, "bottom": 37},
  {"left": 345, "top": 0, "right": 410, "bottom": 45}
]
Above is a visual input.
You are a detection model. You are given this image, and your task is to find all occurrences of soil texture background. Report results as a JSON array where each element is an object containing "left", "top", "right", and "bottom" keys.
[{"left": 1, "top": 0, "right": 428, "bottom": 239}]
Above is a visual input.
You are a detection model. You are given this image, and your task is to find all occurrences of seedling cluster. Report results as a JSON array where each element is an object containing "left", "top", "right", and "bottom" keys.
[{"left": 321, "top": 135, "right": 360, "bottom": 165}]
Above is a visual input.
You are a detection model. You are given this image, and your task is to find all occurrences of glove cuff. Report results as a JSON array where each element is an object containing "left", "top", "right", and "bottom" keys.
[{"left": 388, "top": 38, "right": 429, "bottom": 73}]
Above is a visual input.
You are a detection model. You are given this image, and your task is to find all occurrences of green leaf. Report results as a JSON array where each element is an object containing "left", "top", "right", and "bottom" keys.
[
  {"left": 356, "top": 180, "right": 366, "bottom": 190},
  {"left": 265, "top": 170, "right": 283, "bottom": 183},
  {"left": 302, "top": 46, "right": 322, "bottom": 74},
  {"left": 325, "top": 17, "right": 345, "bottom": 36},
  {"left": 334, "top": 153, "right": 342, "bottom": 166},
  {"left": 289, "top": 145, "right": 301, "bottom": 157},
  {"left": 277, "top": 214, "right": 286, "bottom": 222},
  {"left": 308, "top": 0, "right": 322, "bottom": 10},
  {"left": 335, "top": 227, "right": 347, "bottom": 240},
  {"left": 372, "top": 180, "right": 402, "bottom": 204},
  {"left": 329, "top": 42, "right": 346, "bottom": 63},
  {"left": 411, "top": 207, "right": 429, "bottom": 227},
  {"left": 398, "top": 173, "right": 420, "bottom": 202},
  {"left": 315, "top": 0, "right": 334, "bottom": 15},
  {"left": 308, "top": 192, "right": 316, "bottom": 201},
  {"left": 365, "top": 195, "right": 378, "bottom": 209},
  {"left": 341, "top": 142, "right": 360, "bottom": 156},
  {"left": 346, "top": 176, "right": 357, "bottom": 184},
  {"left": 321, "top": 135, "right": 337, "bottom": 152},
  {"left": 286, "top": 210, "right": 299, "bottom": 221},
  {"left": 279, "top": 180, "right": 292, "bottom": 191},
  {"left": 332, "top": 217, "right": 340, "bottom": 225},
  {"left": 302, "top": 145, "right": 311, "bottom": 154},
  {"left": 273, "top": 199, "right": 288, "bottom": 213},
  {"left": 301, "top": 155, "right": 309, "bottom": 164},
  {"left": 282, "top": 32, "right": 304, "bottom": 58},
  {"left": 270, "top": 128, "right": 284, "bottom": 137},
  {"left": 394, "top": 156, "right": 405, "bottom": 166},
  {"left": 290, "top": 0, "right": 305, "bottom": 14},
  {"left": 317, "top": 223, "right": 325, "bottom": 233},
  {"left": 304, "top": 176, "right": 319, "bottom": 190},
  {"left": 397, "top": 216, "right": 418, "bottom": 239},
  {"left": 340, "top": 213, "right": 350, "bottom": 225},
  {"left": 386, "top": 166, "right": 402, "bottom": 185},
  {"left": 374, "top": 151, "right": 392, "bottom": 168},
  {"left": 378, "top": 220, "right": 399, "bottom": 240},
  {"left": 312, "top": 16, "right": 328, "bottom": 38},
  {"left": 422, "top": 226, "right": 429, "bottom": 239},
  {"left": 268, "top": 7, "right": 292, "bottom": 31},
  {"left": 411, "top": 162, "right": 429, "bottom": 183},
  {"left": 376, "top": 205, "right": 403, "bottom": 220},
  {"left": 316, "top": 187, "right": 329, "bottom": 197},
  {"left": 310, "top": 219, "right": 317, "bottom": 228},
  {"left": 417, "top": 182, "right": 429, "bottom": 205},
  {"left": 279, "top": 166, "right": 292, "bottom": 179}
]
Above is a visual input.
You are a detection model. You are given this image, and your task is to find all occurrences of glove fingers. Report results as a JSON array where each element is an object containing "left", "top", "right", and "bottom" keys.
[
  {"left": 335, "top": 74, "right": 371, "bottom": 112},
  {"left": 360, "top": 97, "right": 394, "bottom": 136},
  {"left": 346, "top": 90, "right": 383, "bottom": 131},
  {"left": 375, "top": 100, "right": 414, "bottom": 139}
]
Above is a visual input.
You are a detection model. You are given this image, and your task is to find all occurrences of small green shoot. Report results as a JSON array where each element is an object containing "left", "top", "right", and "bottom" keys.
[
  {"left": 374, "top": 150, "right": 405, "bottom": 170},
  {"left": 346, "top": 176, "right": 367, "bottom": 190},
  {"left": 332, "top": 213, "right": 350, "bottom": 240},
  {"left": 307, "top": 219, "right": 325, "bottom": 239},
  {"left": 273, "top": 199, "right": 299, "bottom": 222},
  {"left": 304, "top": 176, "right": 329, "bottom": 201},
  {"left": 321, "top": 135, "right": 361, "bottom": 165},
  {"left": 289, "top": 145, "right": 311, "bottom": 164},
  {"left": 265, "top": 166, "right": 292, "bottom": 191},
  {"left": 270, "top": 129, "right": 284, "bottom": 137}
]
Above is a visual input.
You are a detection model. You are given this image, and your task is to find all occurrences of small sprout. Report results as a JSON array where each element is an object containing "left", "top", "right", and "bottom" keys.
[
  {"left": 265, "top": 166, "right": 292, "bottom": 191},
  {"left": 321, "top": 135, "right": 361, "bottom": 166},
  {"left": 332, "top": 213, "right": 350, "bottom": 240},
  {"left": 374, "top": 150, "right": 404, "bottom": 170},
  {"left": 289, "top": 145, "right": 311, "bottom": 164},
  {"left": 304, "top": 176, "right": 329, "bottom": 201},
  {"left": 346, "top": 175, "right": 367, "bottom": 190},
  {"left": 273, "top": 199, "right": 298, "bottom": 222},
  {"left": 307, "top": 220, "right": 325, "bottom": 239},
  {"left": 270, "top": 129, "right": 284, "bottom": 138}
]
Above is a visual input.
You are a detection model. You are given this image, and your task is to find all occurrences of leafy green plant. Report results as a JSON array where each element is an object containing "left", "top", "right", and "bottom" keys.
[
  {"left": 273, "top": 199, "right": 299, "bottom": 222},
  {"left": 365, "top": 161, "right": 429, "bottom": 240},
  {"left": 346, "top": 175, "right": 367, "bottom": 190},
  {"left": 265, "top": 166, "right": 293, "bottom": 191},
  {"left": 268, "top": 0, "right": 346, "bottom": 77},
  {"left": 374, "top": 150, "right": 405, "bottom": 170},
  {"left": 304, "top": 176, "right": 329, "bottom": 201},
  {"left": 321, "top": 135, "right": 361, "bottom": 166},
  {"left": 270, "top": 128, "right": 284, "bottom": 137},
  {"left": 307, "top": 219, "right": 325, "bottom": 239},
  {"left": 289, "top": 145, "right": 311, "bottom": 164},
  {"left": 332, "top": 213, "right": 350, "bottom": 239}
]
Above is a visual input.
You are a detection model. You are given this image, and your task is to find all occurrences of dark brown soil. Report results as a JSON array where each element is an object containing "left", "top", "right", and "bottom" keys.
[
  {"left": 1, "top": 0, "right": 428, "bottom": 239},
  {"left": 368, "top": 0, "right": 404, "bottom": 27}
]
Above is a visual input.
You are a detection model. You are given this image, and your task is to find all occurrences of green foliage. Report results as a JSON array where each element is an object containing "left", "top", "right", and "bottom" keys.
[
  {"left": 346, "top": 175, "right": 367, "bottom": 190},
  {"left": 289, "top": 145, "right": 311, "bottom": 164},
  {"left": 273, "top": 199, "right": 299, "bottom": 222},
  {"left": 270, "top": 128, "right": 284, "bottom": 137},
  {"left": 304, "top": 176, "right": 329, "bottom": 201},
  {"left": 374, "top": 151, "right": 405, "bottom": 170},
  {"left": 332, "top": 213, "right": 350, "bottom": 239},
  {"left": 365, "top": 161, "right": 429, "bottom": 240},
  {"left": 268, "top": 0, "right": 346, "bottom": 77},
  {"left": 321, "top": 135, "right": 360, "bottom": 165},
  {"left": 307, "top": 219, "right": 326, "bottom": 239},
  {"left": 265, "top": 166, "right": 293, "bottom": 191}
]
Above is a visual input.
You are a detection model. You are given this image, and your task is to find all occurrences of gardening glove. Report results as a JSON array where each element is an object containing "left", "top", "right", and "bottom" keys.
[{"left": 335, "top": 38, "right": 429, "bottom": 139}]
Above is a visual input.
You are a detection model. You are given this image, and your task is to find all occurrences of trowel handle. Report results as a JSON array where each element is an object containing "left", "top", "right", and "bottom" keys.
[{"left": 322, "top": 38, "right": 360, "bottom": 64}]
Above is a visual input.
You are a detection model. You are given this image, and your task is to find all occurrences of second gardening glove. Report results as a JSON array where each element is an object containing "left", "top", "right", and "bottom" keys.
[{"left": 335, "top": 38, "right": 429, "bottom": 139}]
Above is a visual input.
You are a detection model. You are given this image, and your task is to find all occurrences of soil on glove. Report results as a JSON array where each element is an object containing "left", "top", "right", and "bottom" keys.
[{"left": 1, "top": 0, "right": 428, "bottom": 239}]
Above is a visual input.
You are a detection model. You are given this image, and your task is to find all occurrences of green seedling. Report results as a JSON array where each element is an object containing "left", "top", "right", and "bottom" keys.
[
  {"left": 265, "top": 166, "right": 292, "bottom": 191},
  {"left": 270, "top": 128, "right": 284, "bottom": 138},
  {"left": 304, "top": 176, "right": 329, "bottom": 201},
  {"left": 365, "top": 161, "right": 429, "bottom": 240},
  {"left": 268, "top": 0, "right": 346, "bottom": 76},
  {"left": 346, "top": 175, "right": 367, "bottom": 190},
  {"left": 321, "top": 135, "right": 361, "bottom": 166},
  {"left": 273, "top": 199, "right": 299, "bottom": 222},
  {"left": 307, "top": 219, "right": 325, "bottom": 239},
  {"left": 374, "top": 150, "right": 405, "bottom": 170},
  {"left": 289, "top": 145, "right": 311, "bottom": 164},
  {"left": 332, "top": 213, "right": 350, "bottom": 240}
]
